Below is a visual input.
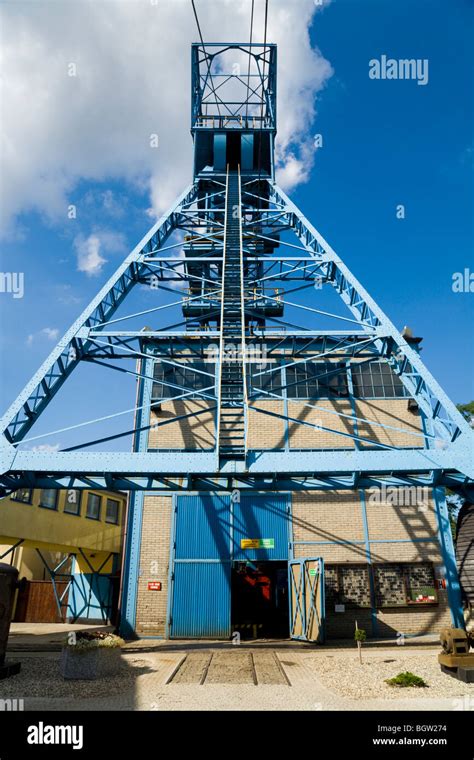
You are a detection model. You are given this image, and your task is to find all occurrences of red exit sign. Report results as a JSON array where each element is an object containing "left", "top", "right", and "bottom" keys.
[{"left": 147, "top": 581, "right": 162, "bottom": 591}]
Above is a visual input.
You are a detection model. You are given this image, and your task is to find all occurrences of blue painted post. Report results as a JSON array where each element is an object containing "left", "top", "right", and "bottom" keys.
[
  {"left": 120, "top": 491, "right": 144, "bottom": 638},
  {"left": 119, "top": 353, "right": 153, "bottom": 638},
  {"left": 319, "top": 557, "right": 326, "bottom": 643},
  {"left": 359, "top": 489, "right": 378, "bottom": 637},
  {"left": 433, "top": 486, "right": 464, "bottom": 629}
]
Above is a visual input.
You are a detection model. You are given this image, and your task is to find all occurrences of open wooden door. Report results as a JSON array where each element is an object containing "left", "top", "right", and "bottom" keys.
[{"left": 288, "top": 558, "right": 325, "bottom": 642}]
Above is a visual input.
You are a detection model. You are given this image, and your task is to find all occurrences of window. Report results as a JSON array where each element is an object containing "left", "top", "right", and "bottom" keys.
[
  {"left": 250, "top": 361, "right": 282, "bottom": 397},
  {"left": 351, "top": 361, "right": 408, "bottom": 399},
  {"left": 105, "top": 498, "right": 120, "bottom": 525},
  {"left": 64, "top": 489, "right": 81, "bottom": 516},
  {"left": 373, "top": 563, "right": 437, "bottom": 607},
  {"left": 152, "top": 361, "right": 214, "bottom": 400},
  {"left": 324, "top": 564, "right": 371, "bottom": 608},
  {"left": 286, "top": 362, "right": 348, "bottom": 399},
  {"left": 39, "top": 489, "right": 58, "bottom": 510},
  {"left": 86, "top": 493, "right": 101, "bottom": 520},
  {"left": 11, "top": 488, "right": 32, "bottom": 504}
]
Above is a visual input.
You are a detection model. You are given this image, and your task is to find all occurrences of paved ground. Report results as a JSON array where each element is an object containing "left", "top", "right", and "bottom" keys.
[
  {"left": 3, "top": 640, "right": 473, "bottom": 712},
  {"left": 7, "top": 623, "right": 440, "bottom": 651},
  {"left": 4, "top": 624, "right": 472, "bottom": 711},
  {"left": 7, "top": 622, "right": 113, "bottom": 651}
]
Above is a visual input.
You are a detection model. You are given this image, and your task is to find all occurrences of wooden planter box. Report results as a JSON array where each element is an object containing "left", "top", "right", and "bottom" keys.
[{"left": 60, "top": 646, "right": 122, "bottom": 680}]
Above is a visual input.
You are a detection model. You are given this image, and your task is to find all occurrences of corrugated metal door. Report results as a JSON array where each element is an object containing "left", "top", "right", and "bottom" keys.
[
  {"left": 170, "top": 495, "right": 232, "bottom": 638},
  {"left": 232, "top": 493, "right": 290, "bottom": 561}
]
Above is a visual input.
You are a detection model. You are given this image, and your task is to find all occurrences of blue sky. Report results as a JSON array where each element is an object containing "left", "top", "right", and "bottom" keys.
[
  {"left": 0, "top": 0, "right": 472, "bottom": 453},
  {"left": 297, "top": 0, "right": 474, "bottom": 402}
]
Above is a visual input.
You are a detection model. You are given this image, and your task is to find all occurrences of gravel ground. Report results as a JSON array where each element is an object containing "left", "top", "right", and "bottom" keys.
[
  {"left": 0, "top": 656, "right": 152, "bottom": 700},
  {"left": 1, "top": 647, "right": 473, "bottom": 711},
  {"left": 300, "top": 647, "right": 474, "bottom": 700}
]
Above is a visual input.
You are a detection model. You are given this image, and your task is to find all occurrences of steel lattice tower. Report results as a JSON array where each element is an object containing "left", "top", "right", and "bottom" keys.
[{"left": 1, "top": 42, "right": 473, "bottom": 639}]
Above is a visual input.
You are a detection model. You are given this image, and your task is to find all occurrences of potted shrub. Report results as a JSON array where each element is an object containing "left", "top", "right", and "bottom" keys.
[{"left": 60, "top": 630, "right": 125, "bottom": 680}]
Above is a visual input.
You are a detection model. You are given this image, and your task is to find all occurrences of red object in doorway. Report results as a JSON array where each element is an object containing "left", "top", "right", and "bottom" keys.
[
  {"left": 256, "top": 576, "right": 271, "bottom": 601},
  {"left": 242, "top": 569, "right": 271, "bottom": 601}
]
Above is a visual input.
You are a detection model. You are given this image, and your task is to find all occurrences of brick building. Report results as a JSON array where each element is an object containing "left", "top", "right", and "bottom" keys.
[
  {"left": 122, "top": 359, "right": 454, "bottom": 641},
  {"left": 116, "top": 42, "right": 468, "bottom": 643}
]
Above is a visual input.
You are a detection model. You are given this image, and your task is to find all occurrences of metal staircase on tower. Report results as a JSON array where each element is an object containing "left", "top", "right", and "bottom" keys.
[{"left": 218, "top": 169, "right": 247, "bottom": 459}]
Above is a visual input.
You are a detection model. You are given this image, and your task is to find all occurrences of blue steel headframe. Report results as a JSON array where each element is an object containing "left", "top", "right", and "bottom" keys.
[
  {"left": 0, "top": 173, "right": 473, "bottom": 492},
  {"left": 191, "top": 43, "right": 277, "bottom": 132},
  {"left": 0, "top": 42, "right": 473, "bottom": 495}
]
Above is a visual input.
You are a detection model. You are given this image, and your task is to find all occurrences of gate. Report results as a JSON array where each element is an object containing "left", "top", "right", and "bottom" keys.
[
  {"left": 288, "top": 557, "right": 325, "bottom": 642},
  {"left": 169, "top": 495, "right": 232, "bottom": 638},
  {"left": 169, "top": 493, "right": 291, "bottom": 638},
  {"left": 13, "top": 580, "right": 70, "bottom": 623}
]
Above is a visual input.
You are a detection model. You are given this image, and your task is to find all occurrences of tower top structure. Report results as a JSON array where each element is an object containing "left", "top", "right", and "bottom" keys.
[{"left": 191, "top": 42, "right": 277, "bottom": 179}]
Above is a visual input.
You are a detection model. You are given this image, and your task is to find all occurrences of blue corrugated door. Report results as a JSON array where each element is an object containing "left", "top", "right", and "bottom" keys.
[
  {"left": 170, "top": 495, "right": 232, "bottom": 638},
  {"left": 232, "top": 493, "right": 290, "bottom": 560}
]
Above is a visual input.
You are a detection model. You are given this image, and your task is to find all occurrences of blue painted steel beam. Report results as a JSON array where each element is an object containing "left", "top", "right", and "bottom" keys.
[
  {"left": 433, "top": 486, "right": 464, "bottom": 628},
  {"left": 2, "top": 442, "right": 472, "bottom": 484},
  {"left": 1, "top": 471, "right": 471, "bottom": 494}
]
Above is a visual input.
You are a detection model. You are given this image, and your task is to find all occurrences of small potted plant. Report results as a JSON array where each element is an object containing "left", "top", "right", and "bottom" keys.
[{"left": 60, "top": 630, "right": 125, "bottom": 680}]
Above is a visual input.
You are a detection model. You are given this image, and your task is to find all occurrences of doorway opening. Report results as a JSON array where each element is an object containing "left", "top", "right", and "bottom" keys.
[
  {"left": 226, "top": 132, "right": 241, "bottom": 170},
  {"left": 231, "top": 561, "right": 289, "bottom": 639}
]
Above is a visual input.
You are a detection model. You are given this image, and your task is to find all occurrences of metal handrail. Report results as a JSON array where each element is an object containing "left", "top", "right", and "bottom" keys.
[
  {"left": 215, "top": 165, "right": 229, "bottom": 458},
  {"left": 238, "top": 164, "right": 248, "bottom": 459}
]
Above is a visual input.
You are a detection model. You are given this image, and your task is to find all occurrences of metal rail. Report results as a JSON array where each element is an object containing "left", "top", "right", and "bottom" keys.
[
  {"left": 238, "top": 165, "right": 249, "bottom": 459},
  {"left": 215, "top": 165, "right": 230, "bottom": 460}
]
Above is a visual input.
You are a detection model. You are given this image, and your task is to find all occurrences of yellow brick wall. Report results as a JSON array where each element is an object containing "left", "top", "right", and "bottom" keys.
[
  {"left": 288, "top": 400, "right": 355, "bottom": 449},
  {"left": 247, "top": 400, "right": 285, "bottom": 449},
  {"left": 135, "top": 495, "right": 173, "bottom": 636},
  {"left": 292, "top": 488, "right": 452, "bottom": 638},
  {"left": 148, "top": 400, "right": 215, "bottom": 450},
  {"left": 365, "top": 492, "right": 442, "bottom": 564},
  {"left": 376, "top": 597, "right": 452, "bottom": 637},
  {"left": 293, "top": 490, "right": 364, "bottom": 546},
  {"left": 244, "top": 399, "right": 423, "bottom": 451},
  {"left": 355, "top": 399, "right": 423, "bottom": 448}
]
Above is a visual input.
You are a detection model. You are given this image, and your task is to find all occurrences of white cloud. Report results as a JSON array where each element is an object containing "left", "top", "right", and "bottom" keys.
[
  {"left": 0, "top": 0, "right": 333, "bottom": 236},
  {"left": 74, "top": 234, "right": 106, "bottom": 275},
  {"left": 73, "top": 230, "right": 126, "bottom": 275},
  {"left": 26, "top": 327, "right": 60, "bottom": 345},
  {"left": 41, "top": 327, "right": 59, "bottom": 340}
]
